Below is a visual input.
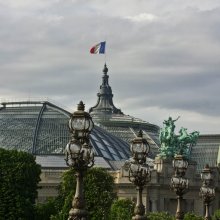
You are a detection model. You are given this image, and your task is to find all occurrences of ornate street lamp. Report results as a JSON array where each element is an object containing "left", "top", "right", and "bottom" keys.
[
  {"left": 171, "top": 154, "right": 189, "bottom": 220},
  {"left": 200, "top": 164, "right": 215, "bottom": 220},
  {"left": 127, "top": 130, "right": 151, "bottom": 220},
  {"left": 65, "top": 101, "right": 94, "bottom": 220},
  {"left": 68, "top": 101, "right": 94, "bottom": 143},
  {"left": 172, "top": 155, "right": 188, "bottom": 177},
  {"left": 130, "top": 130, "right": 149, "bottom": 164}
]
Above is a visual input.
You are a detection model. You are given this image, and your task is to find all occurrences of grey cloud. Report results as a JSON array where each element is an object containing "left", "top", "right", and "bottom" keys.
[
  {"left": 111, "top": 70, "right": 220, "bottom": 116},
  {"left": 0, "top": 1, "right": 220, "bottom": 133}
]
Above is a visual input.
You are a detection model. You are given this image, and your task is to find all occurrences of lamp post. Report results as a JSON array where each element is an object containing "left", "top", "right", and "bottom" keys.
[
  {"left": 127, "top": 130, "right": 151, "bottom": 220},
  {"left": 171, "top": 155, "right": 189, "bottom": 220},
  {"left": 65, "top": 101, "right": 94, "bottom": 220},
  {"left": 200, "top": 164, "right": 215, "bottom": 220}
]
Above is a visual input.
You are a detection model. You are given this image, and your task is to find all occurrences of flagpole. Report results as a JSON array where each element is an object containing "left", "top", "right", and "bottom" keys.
[{"left": 104, "top": 41, "right": 107, "bottom": 65}]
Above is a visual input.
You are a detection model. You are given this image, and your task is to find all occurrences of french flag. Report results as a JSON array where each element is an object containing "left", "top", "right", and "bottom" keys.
[{"left": 90, "top": 41, "right": 106, "bottom": 54}]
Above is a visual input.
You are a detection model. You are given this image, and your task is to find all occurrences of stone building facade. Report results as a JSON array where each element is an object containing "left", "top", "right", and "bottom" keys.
[
  {"left": 37, "top": 156, "right": 220, "bottom": 216},
  {"left": 114, "top": 157, "right": 220, "bottom": 216}
]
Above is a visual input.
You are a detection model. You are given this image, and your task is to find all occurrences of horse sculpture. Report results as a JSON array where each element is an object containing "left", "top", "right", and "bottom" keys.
[
  {"left": 159, "top": 117, "right": 199, "bottom": 159},
  {"left": 159, "top": 117, "right": 179, "bottom": 158}
]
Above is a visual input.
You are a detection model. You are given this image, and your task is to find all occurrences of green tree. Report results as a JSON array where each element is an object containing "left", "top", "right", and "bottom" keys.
[
  {"left": 147, "top": 212, "right": 174, "bottom": 220},
  {"left": 51, "top": 167, "right": 116, "bottom": 220},
  {"left": 109, "top": 198, "right": 134, "bottom": 220},
  {"left": 212, "top": 209, "right": 220, "bottom": 220},
  {"left": 34, "top": 199, "right": 57, "bottom": 220},
  {"left": 0, "top": 148, "right": 41, "bottom": 220},
  {"left": 184, "top": 212, "right": 203, "bottom": 220}
]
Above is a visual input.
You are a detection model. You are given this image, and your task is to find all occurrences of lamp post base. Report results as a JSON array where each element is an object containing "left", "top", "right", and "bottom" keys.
[
  {"left": 132, "top": 215, "right": 147, "bottom": 220},
  {"left": 132, "top": 204, "right": 147, "bottom": 220},
  {"left": 204, "top": 202, "right": 212, "bottom": 220},
  {"left": 175, "top": 211, "right": 184, "bottom": 220},
  {"left": 68, "top": 208, "right": 88, "bottom": 220}
]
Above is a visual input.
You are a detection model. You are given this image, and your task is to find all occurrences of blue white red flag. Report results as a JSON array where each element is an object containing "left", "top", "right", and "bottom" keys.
[{"left": 90, "top": 41, "right": 106, "bottom": 54}]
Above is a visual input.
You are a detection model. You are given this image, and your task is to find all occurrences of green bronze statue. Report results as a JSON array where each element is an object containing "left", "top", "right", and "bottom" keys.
[{"left": 159, "top": 117, "right": 199, "bottom": 159}]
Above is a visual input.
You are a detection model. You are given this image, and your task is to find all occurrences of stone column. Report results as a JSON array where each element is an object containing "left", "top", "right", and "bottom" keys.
[{"left": 151, "top": 199, "right": 158, "bottom": 212}]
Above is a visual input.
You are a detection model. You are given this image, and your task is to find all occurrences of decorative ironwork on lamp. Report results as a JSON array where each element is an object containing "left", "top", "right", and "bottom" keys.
[
  {"left": 200, "top": 164, "right": 215, "bottom": 220},
  {"left": 126, "top": 130, "right": 151, "bottom": 220},
  {"left": 68, "top": 101, "right": 94, "bottom": 143},
  {"left": 65, "top": 101, "right": 94, "bottom": 220},
  {"left": 171, "top": 154, "right": 189, "bottom": 220}
]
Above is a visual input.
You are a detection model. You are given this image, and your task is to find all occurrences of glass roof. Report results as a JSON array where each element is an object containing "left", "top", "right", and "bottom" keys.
[
  {"left": 1, "top": 101, "right": 219, "bottom": 173},
  {"left": 95, "top": 123, "right": 160, "bottom": 158},
  {"left": 0, "top": 101, "right": 130, "bottom": 162},
  {"left": 191, "top": 135, "right": 220, "bottom": 173},
  {"left": 36, "top": 155, "right": 112, "bottom": 170}
]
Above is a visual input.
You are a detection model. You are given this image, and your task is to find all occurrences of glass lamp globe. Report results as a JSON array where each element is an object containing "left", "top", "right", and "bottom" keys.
[
  {"left": 67, "top": 140, "right": 81, "bottom": 154},
  {"left": 69, "top": 101, "right": 94, "bottom": 140},
  {"left": 65, "top": 139, "right": 82, "bottom": 167},
  {"left": 130, "top": 163, "right": 139, "bottom": 173},
  {"left": 173, "top": 155, "right": 188, "bottom": 169},
  {"left": 171, "top": 176, "right": 189, "bottom": 190},
  {"left": 81, "top": 142, "right": 94, "bottom": 166},
  {"left": 173, "top": 154, "right": 188, "bottom": 177},
  {"left": 200, "top": 186, "right": 215, "bottom": 196},
  {"left": 130, "top": 130, "right": 150, "bottom": 162},
  {"left": 201, "top": 164, "right": 213, "bottom": 182},
  {"left": 180, "top": 177, "right": 189, "bottom": 189}
]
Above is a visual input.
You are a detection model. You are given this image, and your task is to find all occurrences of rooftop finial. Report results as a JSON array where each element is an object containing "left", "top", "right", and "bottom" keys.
[
  {"left": 137, "top": 130, "right": 143, "bottom": 137},
  {"left": 205, "top": 164, "right": 210, "bottom": 169},
  {"left": 89, "top": 64, "right": 123, "bottom": 116},
  {"left": 103, "top": 63, "right": 108, "bottom": 74},
  {"left": 77, "top": 101, "right": 85, "bottom": 111}
]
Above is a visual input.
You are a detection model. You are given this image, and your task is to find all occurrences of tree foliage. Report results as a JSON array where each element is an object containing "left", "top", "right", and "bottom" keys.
[
  {"left": 147, "top": 211, "right": 174, "bottom": 220},
  {"left": 109, "top": 198, "right": 134, "bottom": 220},
  {"left": 0, "top": 148, "right": 41, "bottom": 220},
  {"left": 146, "top": 212, "right": 204, "bottom": 220},
  {"left": 212, "top": 209, "right": 220, "bottom": 220},
  {"left": 183, "top": 212, "right": 203, "bottom": 220},
  {"left": 51, "top": 167, "right": 116, "bottom": 220},
  {"left": 34, "top": 199, "right": 57, "bottom": 220}
]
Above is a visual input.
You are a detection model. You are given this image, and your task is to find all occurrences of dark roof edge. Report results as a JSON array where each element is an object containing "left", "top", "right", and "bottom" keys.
[
  {"left": 199, "top": 134, "right": 220, "bottom": 137},
  {"left": 0, "top": 101, "right": 71, "bottom": 117}
]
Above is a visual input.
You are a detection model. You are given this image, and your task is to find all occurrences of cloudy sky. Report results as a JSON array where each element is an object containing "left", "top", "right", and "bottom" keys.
[{"left": 0, "top": 0, "right": 220, "bottom": 134}]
